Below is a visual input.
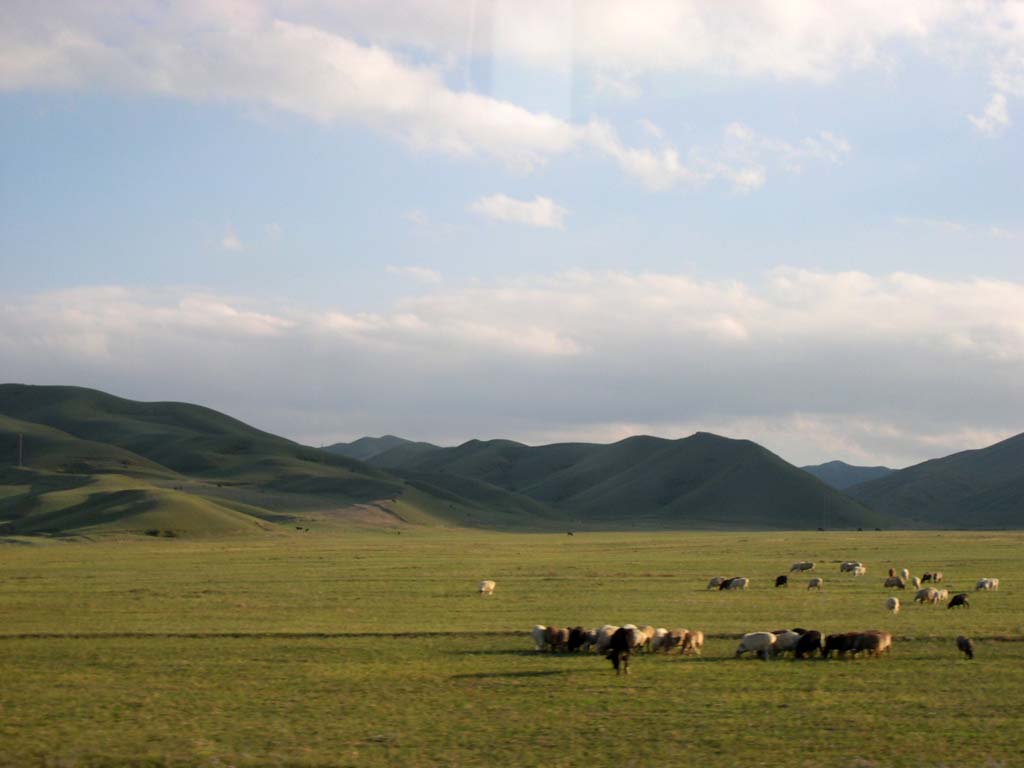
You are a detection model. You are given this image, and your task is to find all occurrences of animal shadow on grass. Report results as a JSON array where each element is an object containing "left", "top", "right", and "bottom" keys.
[
  {"left": 450, "top": 670, "right": 569, "bottom": 680},
  {"left": 450, "top": 648, "right": 546, "bottom": 657}
]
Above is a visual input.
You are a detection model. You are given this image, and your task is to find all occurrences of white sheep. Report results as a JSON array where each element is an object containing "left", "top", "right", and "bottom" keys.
[
  {"left": 735, "top": 631, "right": 777, "bottom": 660},
  {"left": 886, "top": 596, "right": 900, "bottom": 614},
  {"left": 478, "top": 579, "right": 496, "bottom": 596}
]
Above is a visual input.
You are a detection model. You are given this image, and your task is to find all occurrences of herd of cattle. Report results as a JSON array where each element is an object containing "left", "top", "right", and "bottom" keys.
[{"left": 489, "top": 559, "right": 1001, "bottom": 674}]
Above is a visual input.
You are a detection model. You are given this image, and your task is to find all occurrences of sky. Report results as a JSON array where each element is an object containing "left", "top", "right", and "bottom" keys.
[{"left": 1, "top": 1, "right": 1023, "bottom": 468}]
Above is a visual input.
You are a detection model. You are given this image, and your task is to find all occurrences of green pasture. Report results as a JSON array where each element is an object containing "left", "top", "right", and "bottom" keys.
[{"left": 1, "top": 529, "right": 1022, "bottom": 766}]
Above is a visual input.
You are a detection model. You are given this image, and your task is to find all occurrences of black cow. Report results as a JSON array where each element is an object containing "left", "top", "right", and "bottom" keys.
[
  {"left": 606, "top": 626, "right": 634, "bottom": 675},
  {"left": 775, "top": 575, "right": 788, "bottom": 588},
  {"left": 793, "top": 630, "right": 822, "bottom": 660},
  {"left": 948, "top": 593, "right": 970, "bottom": 609}
]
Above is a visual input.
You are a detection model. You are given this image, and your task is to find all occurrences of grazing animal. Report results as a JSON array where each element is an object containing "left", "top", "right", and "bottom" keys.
[
  {"left": 884, "top": 576, "right": 906, "bottom": 589},
  {"left": 594, "top": 625, "right": 620, "bottom": 654},
  {"left": 956, "top": 635, "right": 975, "bottom": 660},
  {"left": 663, "top": 629, "right": 687, "bottom": 653},
  {"left": 886, "top": 596, "right": 900, "bottom": 614},
  {"left": 853, "top": 565, "right": 867, "bottom": 576},
  {"left": 935, "top": 588, "right": 949, "bottom": 603},
  {"left": 649, "top": 627, "right": 669, "bottom": 652},
  {"left": 567, "top": 626, "right": 589, "bottom": 652},
  {"left": 911, "top": 576, "right": 922, "bottom": 589},
  {"left": 478, "top": 579, "right": 496, "bottom": 596},
  {"left": 790, "top": 561, "right": 815, "bottom": 573},
  {"left": 735, "top": 632, "right": 777, "bottom": 660},
  {"left": 854, "top": 630, "right": 892, "bottom": 657},
  {"left": 707, "top": 576, "right": 727, "bottom": 590},
  {"left": 638, "top": 625, "right": 657, "bottom": 652},
  {"left": 948, "top": 593, "right": 970, "bottom": 609},
  {"left": 976, "top": 577, "right": 1000, "bottom": 591},
  {"left": 922, "top": 571, "right": 944, "bottom": 583},
  {"left": 775, "top": 575, "right": 789, "bottom": 588},
  {"left": 807, "top": 576, "right": 824, "bottom": 590},
  {"left": 681, "top": 629, "right": 704, "bottom": 656},
  {"left": 914, "top": 587, "right": 940, "bottom": 605},
  {"left": 606, "top": 626, "right": 639, "bottom": 675},
  {"left": 773, "top": 630, "right": 802, "bottom": 656},
  {"left": 793, "top": 630, "right": 823, "bottom": 660},
  {"left": 900, "top": 568, "right": 910, "bottom": 581},
  {"left": 840, "top": 561, "right": 863, "bottom": 572},
  {"left": 531, "top": 625, "right": 547, "bottom": 651},
  {"left": 545, "top": 626, "right": 569, "bottom": 652},
  {"left": 888, "top": 567, "right": 896, "bottom": 578},
  {"left": 823, "top": 633, "right": 858, "bottom": 659},
  {"left": 720, "top": 576, "right": 750, "bottom": 591}
]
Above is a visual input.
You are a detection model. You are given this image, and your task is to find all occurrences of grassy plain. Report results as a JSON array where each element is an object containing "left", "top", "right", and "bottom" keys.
[{"left": 1, "top": 528, "right": 1022, "bottom": 767}]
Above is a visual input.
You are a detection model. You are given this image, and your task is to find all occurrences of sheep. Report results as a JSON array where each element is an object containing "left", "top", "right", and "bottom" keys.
[
  {"left": 567, "top": 626, "right": 589, "bottom": 652},
  {"left": 886, "top": 596, "right": 900, "bottom": 614},
  {"left": 707, "top": 576, "right": 727, "bottom": 590},
  {"left": 976, "top": 578, "right": 1000, "bottom": 591},
  {"left": 922, "top": 571, "right": 944, "bottom": 583},
  {"left": 840, "top": 561, "right": 863, "bottom": 572},
  {"left": 681, "top": 629, "right": 704, "bottom": 656},
  {"left": 911, "top": 576, "right": 922, "bottom": 589},
  {"left": 638, "top": 625, "right": 657, "bottom": 652},
  {"left": 935, "top": 588, "right": 949, "bottom": 603},
  {"left": 901, "top": 568, "right": 910, "bottom": 581},
  {"left": 852, "top": 565, "right": 867, "bottom": 576},
  {"left": 594, "top": 625, "right": 620, "bottom": 654},
  {"left": 823, "top": 633, "right": 858, "bottom": 659},
  {"left": 793, "top": 630, "right": 823, "bottom": 660},
  {"left": 854, "top": 630, "right": 892, "bottom": 657},
  {"left": 884, "top": 576, "right": 906, "bottom": 589},
  {"left": 888, "top": 567, "right": 896, "bottom": 578},
  {"left": 956, "top": 635, "right": 975, "bottom": 660},
  {"left": 531, "top": 625, "right": 547, "bottom": 651},
  {"left": 720, "top": 576, "right": 750, "bottom": 590},
  {"left": 948, "top": 593, "right": 970, "bottom": 609},
  {"left": 545, "top": 626, "right": 569, "bottom": 652},
  {"left": 775, "top": 575, "right": 789, "bottom": 588},
  {"left": 807, "top": 576, "right": 824, "bottom": 590},
  {"left": 773, "top": 630, "right": 802, "bottom": 656},
  {"left": 914, "top": 587, "right": 939, "bottom": 605},
  {"left": 478, "top": 579, "right": 496, "bottom": 596},
  {"left": 735, "top": 632, "right": 777, "bottom": 660},
  {"left": 650, "top": 627, "right": 669, "bottom": 652},
  {"left": 790, "top": 561, "right": 815, "bottom": 573}
]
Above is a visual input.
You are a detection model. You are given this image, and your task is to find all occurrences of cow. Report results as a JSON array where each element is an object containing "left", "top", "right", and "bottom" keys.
[
  {"left": 606, "top": 626, "right": 644, "bottom": 675},
  {"left": 775, "top": 575, "right": 789, "bottom": 588}
]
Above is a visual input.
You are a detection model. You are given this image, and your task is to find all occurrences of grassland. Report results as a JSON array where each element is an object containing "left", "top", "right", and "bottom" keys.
[{"left": 1, "top": 529, "right": 1023, "bottom": 767}]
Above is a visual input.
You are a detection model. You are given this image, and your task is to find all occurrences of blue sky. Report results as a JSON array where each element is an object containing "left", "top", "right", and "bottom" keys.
[{"left": 2, "top": 1, "right": 1023, "bottom": 467}]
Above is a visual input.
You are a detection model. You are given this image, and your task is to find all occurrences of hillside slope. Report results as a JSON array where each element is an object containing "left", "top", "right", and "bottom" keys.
[
  {"left": 372, "top": 432, "right": 884, "bottom": 529},
  {"left": 847, "top": 431, "right": 1024, "bottom": 527},
  {"left": 0, "top": 385, "right": 568, "bottom": 536},
  {"left": 326, "top": 435, "right": 440, "bottom": 462},
  {"left": 802, "top": 460, "right": 895, "bottom": 490}
]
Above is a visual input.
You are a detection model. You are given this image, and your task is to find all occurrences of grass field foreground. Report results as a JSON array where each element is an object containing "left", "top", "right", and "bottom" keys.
[{"left": 1, "top": 529, "right": 1022, "bottom": 766}]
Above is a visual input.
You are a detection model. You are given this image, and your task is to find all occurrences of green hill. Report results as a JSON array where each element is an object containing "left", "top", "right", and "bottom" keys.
[
  {"left": 325, "top": 435, "right": 440, "bottom": 462},
  {"left": 370, "top": 432, "right": 885, "bottom": 530},
  {"left": 801, "top": 460, "right": 895, "bottom": 490},
  {"left": 0, "top": 385, "right": 566, "bottom": 537},
  {"left": 847, "top": 431, "right": 1024, "bottom": 528}
]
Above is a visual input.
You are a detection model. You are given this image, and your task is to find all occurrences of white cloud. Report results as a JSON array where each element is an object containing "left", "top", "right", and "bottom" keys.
[
  {"left": 3, "top": 269, "right": 1024, "bottom": 466},
  {"left": 969, "top": 93, "right": 1011, "bottom": 135},
  {"left": 404, "top": 210, "right": 429, "bottom": 226},
  {"left": 469, "top": 194, "right": 568, "bottom": 229},
  {"left": 386, "top": 265, "right": 442, "bottom": 284},
  {"left": 0, "top": 2, "right": 847, "bottom": 191},
  {"left": 221, "top": 230, "right": 243, "bottom": 251}
]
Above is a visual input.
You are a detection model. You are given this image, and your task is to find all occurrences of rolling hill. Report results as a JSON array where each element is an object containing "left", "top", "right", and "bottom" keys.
[
  {"left": 846, "top": 431, "right": 1024, "bottom": 528},
  {"left": 325, "top": 435, "right": 440, "bottom": 462},
  {"left": 0, "top": 385, "right": 566, "bottom": 537},
  {"left": 801, "top": 460, "right": 895, "bottom": 490},
  {"left": 368, "top": 432, "right": 886, "bottom": 530}
]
